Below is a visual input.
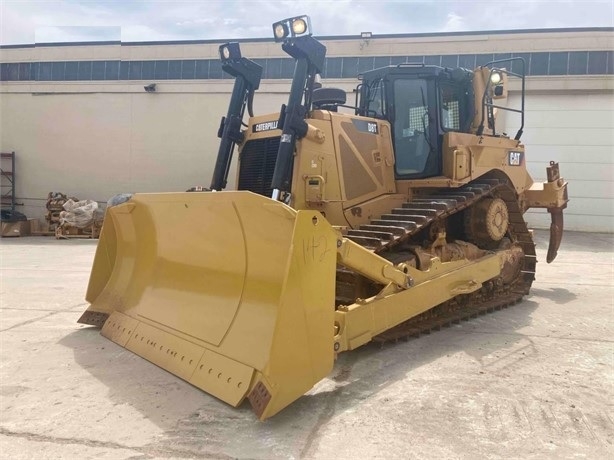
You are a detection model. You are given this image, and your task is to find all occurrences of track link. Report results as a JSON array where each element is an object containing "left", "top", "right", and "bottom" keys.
[
  {"left": 337, "top": 177, "right": 537, "bottom": 343},
  {"left": 346, "top": 178, "right": 501, "bottom": 252}
]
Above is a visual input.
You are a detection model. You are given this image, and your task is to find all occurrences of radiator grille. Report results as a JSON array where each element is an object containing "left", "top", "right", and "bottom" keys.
[{"left": 238, "top": 136, "right": 281, "bottom": 197}]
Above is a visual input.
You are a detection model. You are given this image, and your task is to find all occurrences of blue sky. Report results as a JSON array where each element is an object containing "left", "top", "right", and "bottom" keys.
[{"left": 1, "top": 0, "right": 612, "bottom": 45}]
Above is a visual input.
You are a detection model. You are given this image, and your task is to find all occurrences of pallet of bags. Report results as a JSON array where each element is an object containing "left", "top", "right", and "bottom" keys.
[
  {"left": 46, "top": 192, "right": 77, "bottom": 232},
  {"left": 55, "top": 198, "right": 102, "bottom": 239}
]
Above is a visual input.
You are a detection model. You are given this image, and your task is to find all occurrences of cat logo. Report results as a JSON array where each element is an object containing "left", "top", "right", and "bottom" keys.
[
  {"left": 253, "top": 120, "right": 279, "bottom": 132},
  {"left": 509, "top": 151, "right": 523, "bottom": 166}
]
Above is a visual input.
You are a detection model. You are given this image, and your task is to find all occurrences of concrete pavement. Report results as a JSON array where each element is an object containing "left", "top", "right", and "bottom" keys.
[{"left": 0, "top": 230, "right": 612, "bottom": 459}]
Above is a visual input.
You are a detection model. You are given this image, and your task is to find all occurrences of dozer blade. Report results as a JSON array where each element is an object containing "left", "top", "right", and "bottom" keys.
[{"left": 78, "top": 191, "right": 338, "bottom": 419}]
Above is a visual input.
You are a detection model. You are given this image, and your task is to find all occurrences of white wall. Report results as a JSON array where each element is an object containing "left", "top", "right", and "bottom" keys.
[
  {"left": 505, "top": 92, "right": 614, "bottom": 233},
  {"left": 0, "top": 86, "right": 288, "bottom": 219}
]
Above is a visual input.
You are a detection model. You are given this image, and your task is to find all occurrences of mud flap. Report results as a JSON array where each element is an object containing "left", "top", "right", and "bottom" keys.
[{"left": 79, "top": 191, "right": 338, "bottom": 419}]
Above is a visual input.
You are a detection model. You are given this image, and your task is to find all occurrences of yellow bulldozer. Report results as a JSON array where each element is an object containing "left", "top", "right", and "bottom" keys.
[{"left": 79, "top": 16, "right": 568, "bottom": 420}]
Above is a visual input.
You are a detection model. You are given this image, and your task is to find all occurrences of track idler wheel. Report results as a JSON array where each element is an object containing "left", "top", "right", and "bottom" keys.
[{"left": 465, "top": 197, "right": 509, "bottom": 249}]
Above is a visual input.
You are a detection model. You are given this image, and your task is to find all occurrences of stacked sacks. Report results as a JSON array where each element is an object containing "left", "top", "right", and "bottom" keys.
[
  {"left": 59, "top": 199, "right": 98, "bottom": 228},
  {"left": 55, "top": 197, "right": 105, "bottom": 239},
  {"left": 46, "top": 192, "right": 76, "bottom": 231}
]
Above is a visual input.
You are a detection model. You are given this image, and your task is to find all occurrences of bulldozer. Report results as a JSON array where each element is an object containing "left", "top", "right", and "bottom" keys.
[{"left": 78, "top": 16, "right": 568, "bottom": 420}]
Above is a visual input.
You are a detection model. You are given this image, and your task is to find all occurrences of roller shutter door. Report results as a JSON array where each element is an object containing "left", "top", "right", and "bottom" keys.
[{"left": 505, "top": 92, "right": 613, "bottom": 233}]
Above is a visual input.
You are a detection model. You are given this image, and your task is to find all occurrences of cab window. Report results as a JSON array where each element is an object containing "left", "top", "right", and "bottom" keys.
[
  {"left": 393, "top": 79, "right": 432, "bottom": 176},
  {"left": 440, "top": 83, "right": 462, "bottom": 131},
  {"left": 365, "top": 79, "right": 386, "bottom": 118}
]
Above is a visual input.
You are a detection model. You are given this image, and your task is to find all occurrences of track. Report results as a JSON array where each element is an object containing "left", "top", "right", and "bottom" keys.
[{"left": 336, "top": 177, "right": 537, "bottom": 344}]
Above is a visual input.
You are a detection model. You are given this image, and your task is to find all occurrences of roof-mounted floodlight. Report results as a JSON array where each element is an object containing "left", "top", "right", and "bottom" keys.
[
  {"left": 219, "top": 42, "right": 242, "bottom": 61},
  {"left": 272, "top": 15, "right": 312, "bottom": 42}
]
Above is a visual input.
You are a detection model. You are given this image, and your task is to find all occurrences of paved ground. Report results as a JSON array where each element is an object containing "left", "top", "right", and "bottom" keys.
[{"left": 0, "top": 230, "right": 612, "bottom": 459}]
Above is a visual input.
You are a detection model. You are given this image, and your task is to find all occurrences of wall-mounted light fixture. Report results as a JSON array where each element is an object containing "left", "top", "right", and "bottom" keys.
[{"left": 360, "top": 32, "right": 372, "bottom": 50}]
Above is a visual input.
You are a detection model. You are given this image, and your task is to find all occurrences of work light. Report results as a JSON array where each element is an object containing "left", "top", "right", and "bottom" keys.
[
  {"left": 219, "top": 42, "right": 241, "bottom": 61},
  {"left": 272, "top": 15, "right": 312, "bottom": 42},
  {"left": 490, "top": 70, "right": 503, "bottom": 85},
  {"left": 292, "top": 18, "right": 307, "bottom": 35},
  {"left": 274, "top": 23, "right": 289, "bottom": 41}
]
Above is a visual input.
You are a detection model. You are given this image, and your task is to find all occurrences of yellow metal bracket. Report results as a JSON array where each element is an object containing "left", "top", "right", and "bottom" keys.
[
  {"left": 523, "top": 161, "right": 569, "bottom": 262},
  {"left": 336, "top": 238, "right": 412, "bottom": 289},
  {"left": 334, "top": 253, "right": 501, "bottom": 352}
]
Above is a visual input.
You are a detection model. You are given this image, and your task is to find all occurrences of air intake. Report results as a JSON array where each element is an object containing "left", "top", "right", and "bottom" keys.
[{"left": 238, "top": 137, "right": 282, "bottom": 197}]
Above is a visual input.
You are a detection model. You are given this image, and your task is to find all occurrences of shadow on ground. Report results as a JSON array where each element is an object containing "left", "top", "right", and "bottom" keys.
[
  {"left": 529, "top": 287, "right": 577, "bottom": 305},
  {"left": 59, "top": 298, "right": 539, "bottom": 459}
]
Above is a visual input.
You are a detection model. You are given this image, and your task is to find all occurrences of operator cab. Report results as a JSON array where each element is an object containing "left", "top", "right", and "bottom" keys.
[{"left": 357, "top": 65, "right": 474, "bottom": 179}]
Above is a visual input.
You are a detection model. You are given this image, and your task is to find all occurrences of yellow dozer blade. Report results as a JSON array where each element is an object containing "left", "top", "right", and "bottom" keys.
[{"left": 79, "top": 191, "right": 338, "bottom": 419}]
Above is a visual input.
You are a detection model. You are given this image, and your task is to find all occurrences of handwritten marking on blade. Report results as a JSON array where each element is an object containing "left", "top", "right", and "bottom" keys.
[{"left": 303, "top": 236, "right": 331, "bottom": 264}]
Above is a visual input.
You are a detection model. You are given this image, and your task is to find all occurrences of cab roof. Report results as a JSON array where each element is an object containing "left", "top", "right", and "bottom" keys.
[{"left": 360, "top": 64, "right": 473, "bottom": 81}]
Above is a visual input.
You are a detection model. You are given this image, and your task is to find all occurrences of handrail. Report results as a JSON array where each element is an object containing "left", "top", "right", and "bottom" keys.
[{"left": 477, "top": 57, "right": 525, "bottom": 140}]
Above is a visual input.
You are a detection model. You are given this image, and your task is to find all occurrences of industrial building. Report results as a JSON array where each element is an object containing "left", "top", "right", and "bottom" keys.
[{"left": 1, "top": 27, "right": 612, "bottom": 231}]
